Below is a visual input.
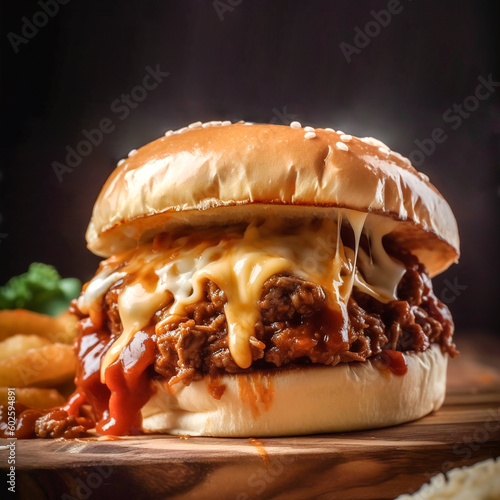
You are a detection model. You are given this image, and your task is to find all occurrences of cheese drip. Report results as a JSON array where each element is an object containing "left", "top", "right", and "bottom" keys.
[
  {"left": 197, "top": 228, "right": 292, "bottom": 369},
  {"left": 78, "top": 211, "right": 406, "bottom": 379}
]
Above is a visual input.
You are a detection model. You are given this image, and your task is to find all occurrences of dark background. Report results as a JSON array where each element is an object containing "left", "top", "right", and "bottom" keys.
[{"left": 1, "top": 1, "right": 499, "bottom": 336}]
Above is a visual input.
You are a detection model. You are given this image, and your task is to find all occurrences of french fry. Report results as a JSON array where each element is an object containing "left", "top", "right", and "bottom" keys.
[
  {"left": 0, "top": 343, "right": 76, "bottom": 388},
  {"left": 0, "top": 309, "right": 79, "bottom": 410},
  {"left": 0, "top": 387, "right": 66, "bottom": 409},
  {"left": 0, "top": 334, "right": 52, "bottom": 361},
  {"left": 0, "top": 309, "right": 78, "bottom": 344},
  {"left": 53, "top": 311, "right": 79, "bottom": 344}
]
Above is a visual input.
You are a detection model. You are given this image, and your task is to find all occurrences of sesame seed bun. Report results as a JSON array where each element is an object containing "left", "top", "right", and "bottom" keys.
[{"left": 86, "top": 122, "right": 459, "bottom": 277}]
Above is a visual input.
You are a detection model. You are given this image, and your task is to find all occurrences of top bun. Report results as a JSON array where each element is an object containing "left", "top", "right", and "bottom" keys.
[{"left": 86, "top": 122, "right": 459, "bottom": 276}]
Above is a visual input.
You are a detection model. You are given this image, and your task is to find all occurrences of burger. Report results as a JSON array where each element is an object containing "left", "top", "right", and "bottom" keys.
[{"left": 69, "top": 120, "right": 459, "bottom": 437}]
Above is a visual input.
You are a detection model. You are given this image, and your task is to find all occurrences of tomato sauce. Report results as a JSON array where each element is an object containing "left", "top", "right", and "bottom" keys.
[
  {"left": 0, "top": 403, "right": 44, "bottom": 439},
  {"left": 374, "top": 350, "right": 408, "bottom": 376},
  {"left": 72, "top": 318, "right": 156, "bottom": 436},
  {"left": 248, "top": 438, "right": 270, "bottom": 467},
  {"left": 206, "top": 375, "right": 226, "bottom": 400},
  {"left": 97, "top": 329, "right": 156, "bottom": 435}
]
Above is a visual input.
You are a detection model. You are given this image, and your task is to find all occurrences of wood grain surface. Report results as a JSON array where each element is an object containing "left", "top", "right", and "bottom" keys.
[{"left": 2, "top": 333, "right": 500, "bottom": 500}]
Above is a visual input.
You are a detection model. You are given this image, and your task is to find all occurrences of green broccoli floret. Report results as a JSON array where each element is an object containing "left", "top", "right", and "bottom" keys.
[{"left": 0, "top": 263, "right": 82, "bottom": 316}]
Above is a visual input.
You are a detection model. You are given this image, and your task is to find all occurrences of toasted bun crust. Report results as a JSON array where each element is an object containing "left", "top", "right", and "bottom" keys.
[
  {"left": 86, "top": 122, "right": 459, "bottom": 276},
  {"left": 141, "top": 345, "right": 447, "bottom": 437}
]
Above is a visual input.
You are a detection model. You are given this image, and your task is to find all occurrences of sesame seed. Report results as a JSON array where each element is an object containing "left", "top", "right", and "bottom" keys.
[
  {"left": 325, "top": 128, "right": 335, "bottom": 133},
  {"left": 336, "top": 130, "right": 345, "bottom": 135},
  {"left": 202, "top": 122, "right": 212, "bottom": 128},
  {"left": 117, "top": 159, "right": 125, "bottom": 166},
  {"left": 418, "top": 172, "right": 430, "bottom": 182},
  {"left": 305, "top": 132, "right": 316, "bottom": 139},
  {"left": 304, "top": 126, "right": 315, "bottom": 132},
  {"left": 188, "top": 121, "right": 202, "bottom": 129},
  {"left": 336, "top": 142, "right": 349, "bottom": 151},
  {"left": 391, "top": 150, "right": 412, "bottom": 166},
  {"left": 290, "top": 121, "right": 302, "bottom": 129},
  {"left": 176, "top": 127, "right": 188, "bottom": 134},
  {"left": 340, "top": 134, "right": 352, "bottom": 142},
  {"left": 221, "top": 120, "right": 231, "bottom": 126},
  {"left": 165, "top": 130, "right": 173, "bottom": 136},
  {"left": 379, "top": 146, "right": 390, "bottom": 154},
  {"left": 128, "top": 149, "right": 137, "bottom": 157},
  {"left": 209, "top": 120, "right": 222, "bottom": 126},
  {"left": 360, "top": 137, "right": 390, "bottom": 150}
]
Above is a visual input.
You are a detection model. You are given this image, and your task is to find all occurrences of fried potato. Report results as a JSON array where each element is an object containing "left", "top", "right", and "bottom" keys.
[
  {"left": 0, "top": 387, "right": 66, "bottom": 409},
  {"left": 0, "top": 343, "right": 76, "bottom": 388},
  {"left": 0, "top": 309, "right": 78, "bottom": 344},
  {"left": 0, "top": 334, "right": 52, "bottom": 361},
  {"left": 0, "top": 309, "right": 79, "bottom": 406},
  {"left": 53, "top": 311, "right": 79, "bottom": 344}
]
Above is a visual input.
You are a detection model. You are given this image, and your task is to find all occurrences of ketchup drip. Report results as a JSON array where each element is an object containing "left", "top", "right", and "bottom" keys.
[
  {"left": 14, "top": 407, "right": 44, "bottom": 439},
  {"left": 374, "top": 350, "right": 408, "bottom": 376},
  {"left": 98, "top": 329, "right": 156, "bottom": 435},
  {"left": 289, "top": 305, "right": 349, "bottom": 357},
  {"left": 0, "top": 403, "right": 43, "bottom": 439},
  {"left": 71, "top": 317, "right": 114, "bottom": 421},
  {"left": 318, "top": 305, "right": 350, "bottom": 353},
  {"left": 206, "top": 375, "right": 226, "bottom": 400},
  {"left": 72, "top": 318, "right": 156, "bottom": 436}
]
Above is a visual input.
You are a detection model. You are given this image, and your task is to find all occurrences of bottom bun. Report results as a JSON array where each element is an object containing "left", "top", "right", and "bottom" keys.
[{"left": 141, "top": 344, "right": 448, "bottom": 437}]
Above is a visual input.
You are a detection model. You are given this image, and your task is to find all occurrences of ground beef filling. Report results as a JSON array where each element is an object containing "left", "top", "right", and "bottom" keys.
[
  {"left": 0, "top": 404, "right": 93, "bottom": 440},
  {"left": 152, "top": 251, "right": 457, "bottom": 386},
  {"left": 34, "top": 409, "right": 94, "bottom": 439}
]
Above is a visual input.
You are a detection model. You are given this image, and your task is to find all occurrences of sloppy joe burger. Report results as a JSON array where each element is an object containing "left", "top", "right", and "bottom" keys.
[{"left": 70, "top": 121, "right": 459, "bottom": 437}]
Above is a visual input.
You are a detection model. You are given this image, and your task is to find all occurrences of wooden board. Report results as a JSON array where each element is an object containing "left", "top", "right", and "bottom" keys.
[{"left": 2, "top": 333, "right": 500, "bottom": 500}]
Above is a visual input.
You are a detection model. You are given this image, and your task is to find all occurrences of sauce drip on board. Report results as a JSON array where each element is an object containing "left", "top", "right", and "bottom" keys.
[{"left": 248, "top": 438, "right": 270, "bottom": 467}]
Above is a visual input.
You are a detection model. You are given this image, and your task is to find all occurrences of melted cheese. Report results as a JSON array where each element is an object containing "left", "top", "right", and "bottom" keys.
[
  {"left": 356, "top": 217, "right": 407, "bottom": 301},
  {"left": 342, "top": 209, "right": 368, "bottom": 299},
  {"left": 80, "top": 211, "right": 406, "bottom": 381},
  {"left": 195, "top": 228, "right": 293, "bottom": 369},
  {"left": 77, "top": 269, "right": 127, "bottom": 326}
]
